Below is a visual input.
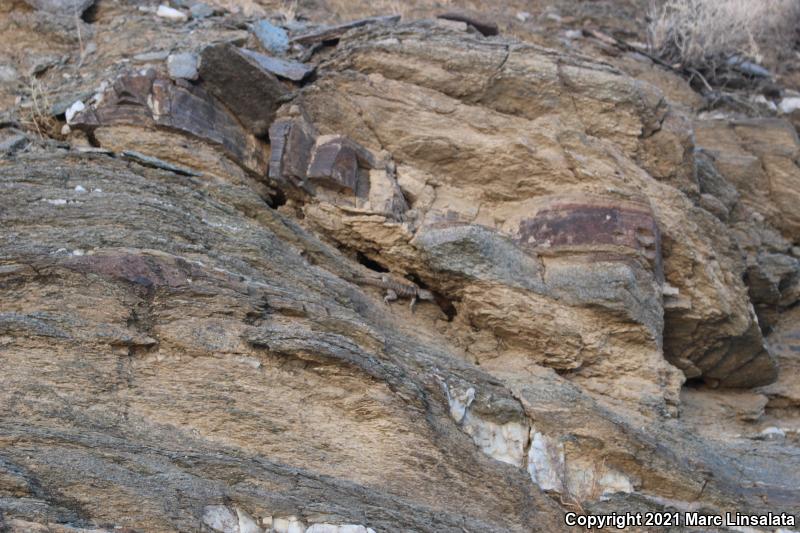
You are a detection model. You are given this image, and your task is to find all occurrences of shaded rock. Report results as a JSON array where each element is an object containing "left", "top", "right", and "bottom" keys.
[
  {"left": 70, "top": 69, "right": 268, "bottom": 176},
  {"left": 268, "top": 114, "right": 316, "bottom": 191},
  {"left": 437, "top": 12, "right": 499, "bottom": 37},
  {"left": 239, "top": 48, "right": 314, "bottom": 82},
  {"left": 0, "top": 64, "right": 19, "bottom": 85},
  {"left": 23, "top": 0, "right": 93, "bottom": 15},
  {"left": 252, "top": 19, "right": 289, "bottom": 55},
  {"left": 49, "top": 91, "right": 94, "bottom": 117},
  {"left": 0, "top": 130, "right": 29, "bottom": 155},
  {"left": 307, "top": 137, "right": 360, "bottom": 193},
  {"left": 759, "top": 306, "right": 800, "bottom": 413},
  {"left": 695, "top": 150, "right": 739, "bottom": 213},
  {"left": 695, "top": 118, "right": 800, "bottom": 241},
  {"left": 696, "top": 319, "right": 777, "bottom": 388},
  {"left": 198, "top": 43, "right": 289, "bottom": 137},
  {"left": 746, "top": 251, "right": 800, "bottom": 329},
  {"left": 190, "top": 2, "right": 214, "bottom": 19},
  {"left": 698, "top": 193, "right": 729, "bottom": 221},
  {"left": 167, "top": 52, "right": 199, "bottom": 81},
  {"left": 291, "top": 15, "right": 401, "bottom": 45}
]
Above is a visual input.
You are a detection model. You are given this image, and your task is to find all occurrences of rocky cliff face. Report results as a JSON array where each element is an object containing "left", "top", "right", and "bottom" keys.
[{"left": 1, "top": 1, "right": 799, "bottom": 532}]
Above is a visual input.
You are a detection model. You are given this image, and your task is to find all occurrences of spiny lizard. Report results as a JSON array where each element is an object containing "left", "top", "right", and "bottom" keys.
[{"left": 353, "top": 273, "right": 434, "bottom": 311}]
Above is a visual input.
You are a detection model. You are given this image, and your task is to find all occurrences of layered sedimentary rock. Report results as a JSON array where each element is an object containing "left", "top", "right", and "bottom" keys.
[
  {"left": 1, "top": 3, "right": 799, "bottom": 532},
  {"left": 291, "top": 23, "right": 775, "bottom": 398},
  {"left": 695, "top": 118, "right": 800, "bottom": 241},
  {"left": 198, "top": 43, "right": 290, "bottom": 137},
  {"left": 70, "top": 68, "right": 268, "bottom": 177}
]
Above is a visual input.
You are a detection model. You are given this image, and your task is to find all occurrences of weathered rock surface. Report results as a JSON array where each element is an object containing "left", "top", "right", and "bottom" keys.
[
  {"left": 23, "top": 0, "right": 93, "bottom": 15},
  {"left": 1, "top": 1, "right": 799, "bottom": 532},
  {"left": 198, "top": 43, "right": 290, "bottom": 137},
  {"left": 297, "top": 23, "right": 775, "bottom": 395},
  {"left": 0, "top": 152, "right": 567, "bottom": 532},
  {"left": 695, "top": 118, "right": 800, "bottom": 241},
  {"left": 70, "top": 68, "right": 268, "bottom": 177}
]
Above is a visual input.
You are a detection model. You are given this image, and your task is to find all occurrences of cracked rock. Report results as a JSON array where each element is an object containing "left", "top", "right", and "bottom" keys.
[{"left": 199, "top": 43, "right": 289, "bottom": 137}]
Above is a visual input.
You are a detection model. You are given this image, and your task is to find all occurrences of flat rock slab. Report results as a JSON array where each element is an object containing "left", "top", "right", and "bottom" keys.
[
  {"left": 268, "top": 117, "right": 316, "bottom": 191},
  {"left": 199, "top": 43, "right": 289, "bottom": 137},
  {"left": 291, "top": 15, "right": 401, "bottom": 45},
  {"left": 239, "top": 48, "right": 314, "bottom": 82},
  {"left": 307, "top": 138, "right": 360, "bottom": 193}
]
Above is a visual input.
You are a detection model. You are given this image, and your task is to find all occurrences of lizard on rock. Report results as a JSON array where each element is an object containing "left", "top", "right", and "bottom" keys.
[{"left": 353, "top": 273, "right": 434, "bottom": 311}]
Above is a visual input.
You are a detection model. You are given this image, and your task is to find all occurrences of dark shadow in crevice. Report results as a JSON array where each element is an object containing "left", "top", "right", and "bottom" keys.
[
  {"left": 406, "top": 272, "right": 458, "bottom": 321},
  {"left": 81, "top": 2, "right": 99, "bottom": 23},
  {"left": 356, "top": 251, "right": 389, "bottom": 273},
  {"left": 267, "top": 188, "right": 287, "bottom": 208}
]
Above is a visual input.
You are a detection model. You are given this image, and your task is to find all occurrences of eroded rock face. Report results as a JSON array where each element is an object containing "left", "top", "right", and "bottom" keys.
[
  {"left": 1, "top": 3, "right": 799, "bottom": 532},
  {"left": 198, "top": 43, "right": 290, "bottom": 137},
  {"left": 70, "top": 68, "right": 268, "bottom": 177},
  {"left": 293, "top": 24, "right": 775, "bottom": 400},
  {"left": 0, "top": 152, "right": 567, "bottom": 532},
  {"left": 695, "top": 118, "right": 800, "bottom": 241}
]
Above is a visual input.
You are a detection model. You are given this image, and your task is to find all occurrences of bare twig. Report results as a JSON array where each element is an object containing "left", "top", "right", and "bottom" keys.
[{"left": 74, "top": 0, "right": 85, "bottom": 67}]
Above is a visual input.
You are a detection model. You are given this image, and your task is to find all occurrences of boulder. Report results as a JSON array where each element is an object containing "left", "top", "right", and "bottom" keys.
[{"left": 198, "top": 43, "right": 289, "bottom": 137}]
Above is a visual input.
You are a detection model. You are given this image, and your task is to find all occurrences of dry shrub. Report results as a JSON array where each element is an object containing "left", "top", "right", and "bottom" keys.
[
  {"left": 19, "top": 78, "right": 59, "bottom": 140},
  {"left": 648, "top": 0, "right": 800, "bottom": 72}
]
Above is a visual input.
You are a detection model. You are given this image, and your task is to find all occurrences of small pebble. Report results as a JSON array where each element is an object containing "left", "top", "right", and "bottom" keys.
[
  {"left": 133, "top": 50, "right": 170, "bottom": 62},
  {"left": 156, "top": 4, "right": 188, "bottom": 21},
  {"left": 252, "top": 19, "right": 289, "bottom": 55},
  {"left": 779, "top": 97, "right": 800, "bottom": 114},
  {"left": 65, "top": 101, "right": 85, "bottom": 124}
]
